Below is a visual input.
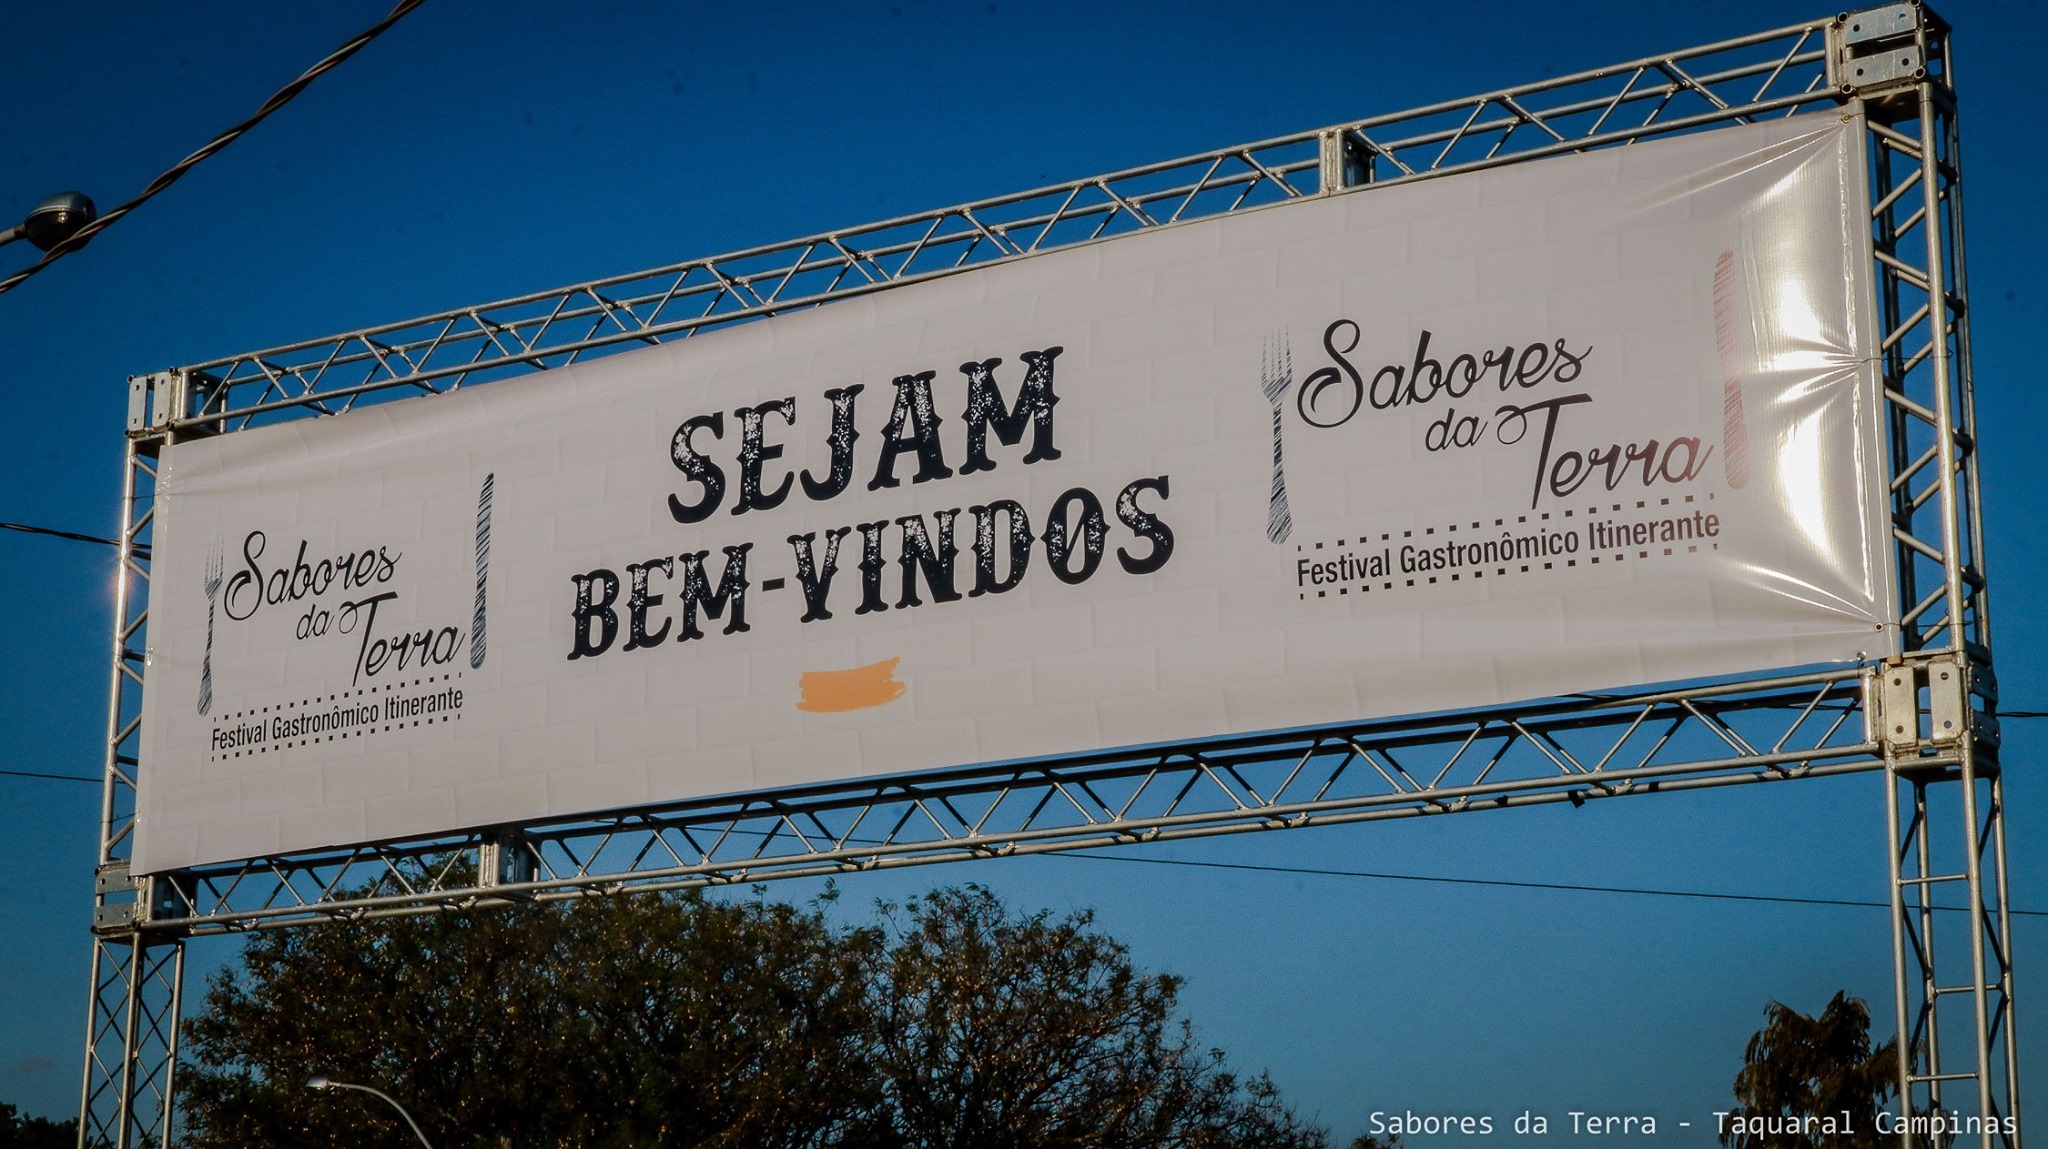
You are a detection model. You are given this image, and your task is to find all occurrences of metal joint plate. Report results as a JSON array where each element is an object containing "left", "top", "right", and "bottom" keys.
[
  {"left": 1881, "top": 665, "right": 1920, "bottom": 751},
  {"left": 1842, "top": 4, "right": 1918, "bottom": 46},
  {"left": 1845, "top": 48, "right": 1925, "bottom": 87}
]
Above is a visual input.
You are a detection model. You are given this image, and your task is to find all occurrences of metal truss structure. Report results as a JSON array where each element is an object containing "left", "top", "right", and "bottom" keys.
[{"left": 82, "top": 5, "right": 2012, "bottom": 1147}]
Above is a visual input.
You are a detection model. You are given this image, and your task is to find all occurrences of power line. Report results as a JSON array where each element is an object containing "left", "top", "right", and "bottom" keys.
[
  {"left": 0, "top": 768, "right": 99, "bottom": 783},
  {"left": 0, "top": 520, "right": 118, "bottom": 547},
  {"left": 0, "top": 0, "right": 427, "bottom": 298},
  {"left": 1055, "top": 851, "right": 2047, "bottom": 916}
]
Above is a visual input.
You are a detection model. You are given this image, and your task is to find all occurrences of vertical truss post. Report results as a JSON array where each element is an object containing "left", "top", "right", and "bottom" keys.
[
  {"left": 82, "top": 390, "right": 190, "bottom": 1149},
  {"left": 1877, "top": 659, "right": 2012, "bottom": 1147},
  {"left": 79, "top": 935, "right": 183, "bottom": 1149},
  {"left": 1839, "top": 5, "right": 2015, "bottom": 1143}
]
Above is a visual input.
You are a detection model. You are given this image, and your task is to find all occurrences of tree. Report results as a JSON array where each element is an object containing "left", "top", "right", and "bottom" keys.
[
  {"left": 179, "top": 881, "right": 1327, "bottom": 1149},
  {"left": 864, "top": 886, "right": 1325, "bottom": 1149},
  {"left": 183, "top": 889, "right": 881, "bottom": 1149},
  {"left": 1720, "top": 991, "right": 1899, "bottom": 1149},
  {"left": 0, "top": 1102, "right": 78, "bottom": 1149}
]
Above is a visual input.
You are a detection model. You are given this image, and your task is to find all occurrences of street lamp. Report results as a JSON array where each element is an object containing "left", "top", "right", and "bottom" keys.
[
  {"left": 306, "top": 1075, "right": 436, "bottom": 1149},
  {"left": 0, "top": 192, "right": 97, "bottom": 252}
]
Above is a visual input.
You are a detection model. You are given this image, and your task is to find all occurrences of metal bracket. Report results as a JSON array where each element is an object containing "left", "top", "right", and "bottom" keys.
[
  {"left": 480, "top": 829, "right": 538, "bottom": 890},
  {"left": 1927, "top": 657, "right": 1966, "bottom": 743},
  {"left": 93, "top": 864, "right": 197, "bottom": 932},
  {"left": 145, "top": 873, "right": 193, "bottom": 924},
  {"left": 1318, "top": 131, "right": 1372, "bottom": 194},
  {"left": 91, "top": 861, "right": 139, "bottom": 934},
  {"left": 1970, "top": 660, "right": 2001, "bottom": 762},
  {"left": 183, "top": 370, "right": 224, "bottom": 436},
  {"left": 126, "top": 374, "right": 161, "bottom": 436},
  {"left": 149, "top": 371, "right": 180, "bottom": 432},
  {"left": 1829, "top": 4, "right": 1928, "bottom": 99},
  {"left": 128, "top": 368, "right": 223, "bottom": 446},
  {"left": 1878, "top": 662, "right": 1920, "bottom": 752},
  {"left": 93, "top": 860, "right": 131, "bottom": 896},
  {"left": 1873, "top": 654, "right": 1997, "bottom": 763}
]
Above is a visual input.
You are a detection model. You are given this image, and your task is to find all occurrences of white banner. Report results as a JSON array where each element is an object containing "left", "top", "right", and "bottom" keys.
[{"left": 135, "top": 114, "right": 1892, "bottom": 873}]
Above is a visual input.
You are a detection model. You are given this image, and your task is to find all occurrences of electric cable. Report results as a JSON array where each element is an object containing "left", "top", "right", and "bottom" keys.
[
  {"left": 0, "top": 768, "right": 101, "bottom": 783},
  {"left": 1052, "top": 851, "right": 2048, "bottom": 916},
  {"left": 0, "top": 0, "right": 427, "bottom": 298},
  {"left": 0, "top": 520, "right": 118, "bottom": 547}
]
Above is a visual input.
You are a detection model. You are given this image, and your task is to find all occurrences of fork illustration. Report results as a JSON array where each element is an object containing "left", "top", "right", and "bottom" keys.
[
  {"left": 198, "top": 547, "right": 223, "bottom": 716},
  {"left": 1261, "top": 332, "right": 1294, "bottom": 543}
]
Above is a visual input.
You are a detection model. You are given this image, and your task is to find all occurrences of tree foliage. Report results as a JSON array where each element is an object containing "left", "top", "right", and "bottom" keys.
[
  {"left": 184, "top": 887, "right": 872, "bottom": 1148},
  {"left": 0, "top": 1102, "right": 78, "bottom": 1149},
  {"left": 864, "top": 887, "right": 1318, "bottom": 1149},
  {"left": 1720, "top": 991, "right": 1898, "bottom": 1149},
  {"left": 180, "top": 882, "right": 1327, "bottom": 1149}
]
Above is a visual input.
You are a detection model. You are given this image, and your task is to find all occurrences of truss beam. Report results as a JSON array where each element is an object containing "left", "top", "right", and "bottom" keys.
[
  {"left": 127, "top": 16, "right": 1842, "bottom": 439},
  {"left": 130, "top": 670, "right": 1875, "bottom": 934}
]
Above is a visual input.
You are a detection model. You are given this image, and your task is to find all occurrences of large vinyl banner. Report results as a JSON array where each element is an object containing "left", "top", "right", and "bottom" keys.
[{"left": 135, "top": 115, "right": 1892, "bottom": 873}]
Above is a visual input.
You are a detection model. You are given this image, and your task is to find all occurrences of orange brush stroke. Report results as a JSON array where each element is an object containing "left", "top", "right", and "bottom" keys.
[{"left": 797, "top": 657, "right": 907, "bottom": 713}]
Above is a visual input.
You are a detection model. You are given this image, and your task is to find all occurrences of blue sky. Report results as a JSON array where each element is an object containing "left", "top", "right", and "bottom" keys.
[{"left": 3, "top": 1, "right": 2045, "bottom": 1142}]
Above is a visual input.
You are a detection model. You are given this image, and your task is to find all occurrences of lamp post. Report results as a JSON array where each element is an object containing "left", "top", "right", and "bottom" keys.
[
  {"left": 0, "top": 192, "right": 96, "bottom": 252},
  {"left": 306, "top": 1075, "right": 436, "bottom": 1149}
]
